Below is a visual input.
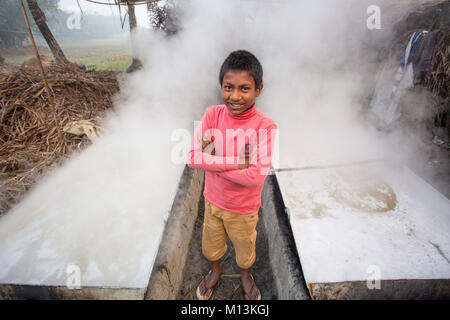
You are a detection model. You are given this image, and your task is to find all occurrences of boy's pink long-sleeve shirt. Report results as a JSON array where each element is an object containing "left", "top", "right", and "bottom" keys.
[{"left": 187, "top": 104, "right": 277, "bottom": 214}]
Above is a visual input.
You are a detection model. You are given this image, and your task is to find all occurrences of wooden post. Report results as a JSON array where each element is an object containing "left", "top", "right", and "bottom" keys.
[{"left": 126, "top": 1, "right": 143, "bottom": 72}]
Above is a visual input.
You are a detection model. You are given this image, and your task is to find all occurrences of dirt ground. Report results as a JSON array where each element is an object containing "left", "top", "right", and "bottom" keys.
[{"left": 177, "top": 194, "right": 278, "bottom": 300}]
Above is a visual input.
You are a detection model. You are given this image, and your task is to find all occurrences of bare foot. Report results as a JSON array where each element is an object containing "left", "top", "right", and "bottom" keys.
[
  {"left": 197, "top": 267, "right": 222, "bottom": 298},
  {"left": 241, "top": 271, "right": 261, "bottom": 300}
]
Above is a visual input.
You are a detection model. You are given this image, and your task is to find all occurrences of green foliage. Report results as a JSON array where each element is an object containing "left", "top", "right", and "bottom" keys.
[
  {"left": 0, "top": 0, "right": 28, "bottom": 47},
  {"left": 0, "top": 0, "right": 60, "bottom": 48},
  {"left": 3, "top": 38, "right": 132, "bottom": 72},
  {"left": 60, "top": 39, "right": 132, "bottom": 71},
  {"left": 149, "top": 0, "right": 178, "bottom": 35}
]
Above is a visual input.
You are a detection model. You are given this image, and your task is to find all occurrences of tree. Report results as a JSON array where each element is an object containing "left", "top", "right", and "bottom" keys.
[
  {"left": 0, "top": 0, "right": 29, "bottom": 47},
  {"left": 25, "top": 0, "right": 69, "bottom": 65},
  {"left": 147, "top": 0, "right": 178, "bottom": 35},
  {"left": 126, "top": 2, "right": 142, "bottom": 72}
]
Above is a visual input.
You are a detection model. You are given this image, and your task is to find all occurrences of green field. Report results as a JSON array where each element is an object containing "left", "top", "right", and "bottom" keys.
[{"left": 1, "top": 38, "right": 133, "bottom": 72}]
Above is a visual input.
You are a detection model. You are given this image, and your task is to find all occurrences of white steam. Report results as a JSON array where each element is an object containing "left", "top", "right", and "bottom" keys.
[
  {"left": 0, "top": 0, "right": 428, "bottom": 287},
  {"left": 128, "top": 0, "right": 400, "bottom": 168}
]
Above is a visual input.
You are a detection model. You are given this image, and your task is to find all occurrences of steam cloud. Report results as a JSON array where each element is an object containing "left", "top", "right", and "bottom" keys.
[
  {"left": 129, "top": 0, "right": 404, "bottom": 169},
  {"left": 0, "top": 0, "right": 430, "bottom": 285}
]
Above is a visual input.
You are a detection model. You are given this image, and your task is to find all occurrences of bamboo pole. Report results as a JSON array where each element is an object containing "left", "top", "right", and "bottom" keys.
[
  {"left": 271, "top": 158, "right": 387, "bottom": 173},
  {"left": 19, "top": 0, "right": 61, "bottom": 137}
]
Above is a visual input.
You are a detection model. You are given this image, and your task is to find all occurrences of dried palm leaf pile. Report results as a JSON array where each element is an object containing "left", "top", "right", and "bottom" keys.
[
  {"left": 0, "top": 63, "right": 120, "bottom": 215},
  {"left": 428, "top": 27, "right": 450, "bottom": 99}
]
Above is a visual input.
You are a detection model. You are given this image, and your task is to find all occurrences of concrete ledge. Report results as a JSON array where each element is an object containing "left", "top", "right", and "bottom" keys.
[
  {"left": 260, "top": 174, "right": 310, "bottom": 300},
  {"left": 309, "top": 279, "right": 450, "bottom": 300},
  {"left": 145, "top": 166, "right": 204, "bottom": 300},
  {"left": 0, "top": 284, "right": 144, "bottom": 300}
]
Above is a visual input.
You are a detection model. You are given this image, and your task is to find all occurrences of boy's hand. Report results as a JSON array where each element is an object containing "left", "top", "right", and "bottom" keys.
[
  {"left": 200, "top": 135, "right": 215, "bottom": 155},
  {"left": 238, "top": 156, "right": 249, "bottom": 169},
  {"left": 200, "top": 135, "right": 249, "bottom": 168}
]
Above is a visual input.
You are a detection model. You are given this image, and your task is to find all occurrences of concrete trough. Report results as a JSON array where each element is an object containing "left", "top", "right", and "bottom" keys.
[
  {"left": 143, "top": 167, "right": 310, "bottom": 300},
  {"left": 0, "top": 166, "right": 203, "bottom": 299},
  {"left": 147, "top": 163, "right": 450, "bottom": 300},
  {"left": 275, "top": 162, "right": 450, "bottom": 299},
  {"left": 2, "top": 161, "right": 448, "bottom": 299},
  {"left": 0, "top": 166, "right": 307, "bottom": 299}
]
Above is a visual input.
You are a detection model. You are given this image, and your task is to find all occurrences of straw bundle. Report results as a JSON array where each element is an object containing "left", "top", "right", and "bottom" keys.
[
  {"left": 0, "top": 63, "right": 120, "bottom": 215},
  {"left": 428, "top": 27, "right": 450, "bottom": 98}
]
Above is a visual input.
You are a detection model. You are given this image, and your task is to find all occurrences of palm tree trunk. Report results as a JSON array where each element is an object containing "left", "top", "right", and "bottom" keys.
[
  {"left": 127, "top": 2, "right": 142, "bottom": 72},
  {"left": 26, "top": 0, "right": 69, "bottom": 65},
  {"left": 128, "top": 2, "right": 137, "bottom": 31}
]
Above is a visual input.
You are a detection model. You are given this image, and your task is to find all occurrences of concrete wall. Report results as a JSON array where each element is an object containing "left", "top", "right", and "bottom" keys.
[
  {"left": 260, "top": 175, "right": 310, "bottom": 300},
  {"left": 0, "top": 285, "right": 144, "bottom": 300},
  {"left": 145, "top": 166, "right": 204, "bottom": 300},
  {"left": 309, "top": 279, "right": 450, "bottom": 300}
]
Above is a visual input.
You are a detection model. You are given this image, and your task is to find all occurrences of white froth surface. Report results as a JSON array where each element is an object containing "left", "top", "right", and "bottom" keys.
[
  {"left": 276, "top": 163, "right": 450, "bottom": 284},
  {"left": 0, "top": 130, "right": 183, "bottom": 288}
]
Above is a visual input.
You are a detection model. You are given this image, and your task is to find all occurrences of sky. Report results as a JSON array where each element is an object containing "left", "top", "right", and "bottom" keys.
[{"left": 58, "top": 0, "right": 150, "bottom": 28}]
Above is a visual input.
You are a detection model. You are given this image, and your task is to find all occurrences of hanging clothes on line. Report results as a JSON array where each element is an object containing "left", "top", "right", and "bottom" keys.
[
  {"left": 412, "top": 29, "right": 442, "bottom": 85},
  {"left": 369, "top": 30, "right": 430, "bottom": 127},
  {"left": 402, "top": 30, "right": 428, "bottom": 67}
]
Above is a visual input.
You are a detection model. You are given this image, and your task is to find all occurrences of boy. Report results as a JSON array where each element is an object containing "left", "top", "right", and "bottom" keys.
[{"left": 187, "top": 50, "right": 277, "bottom": 300}]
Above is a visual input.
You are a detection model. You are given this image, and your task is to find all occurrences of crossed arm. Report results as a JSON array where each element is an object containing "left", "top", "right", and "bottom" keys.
[
  {"left": 186, "top": 116, "right": 276, "bottom": 188},
  {"left": 215, "top": 124, "right": 276, "bottom": 188},
  {"left": 186, "top": 134, "right": 248, "bottom": 172}
]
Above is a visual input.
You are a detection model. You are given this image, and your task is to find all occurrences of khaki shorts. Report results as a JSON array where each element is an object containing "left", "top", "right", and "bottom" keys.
[{"left": 202, "top": 198, "right": 259, "bottom": 270}]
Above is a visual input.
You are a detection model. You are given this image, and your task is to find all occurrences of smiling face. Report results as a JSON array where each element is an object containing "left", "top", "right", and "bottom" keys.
[{"left": 221, "top": 70, "right": 263, "bottom": 115}]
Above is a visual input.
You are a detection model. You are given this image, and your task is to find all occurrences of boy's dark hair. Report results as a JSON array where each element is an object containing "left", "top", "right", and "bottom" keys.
[{"left": 219, "top": 50, "right": 263, "bottom": 88}]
